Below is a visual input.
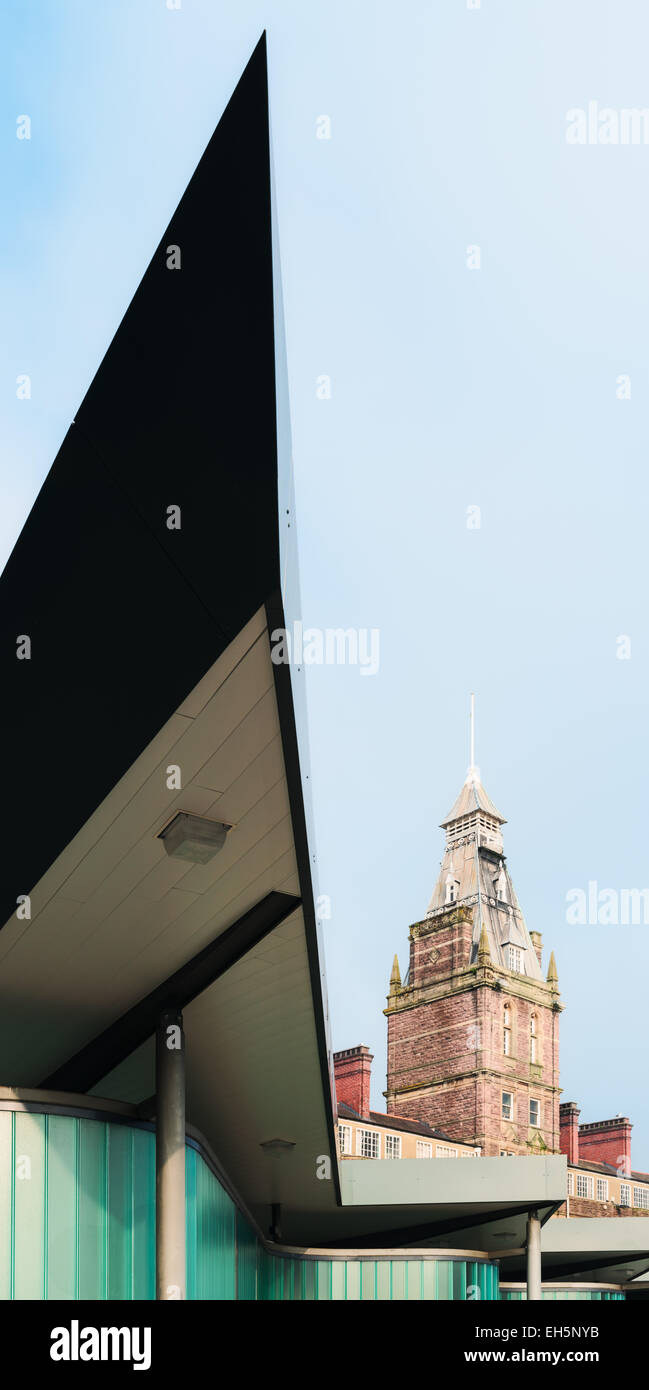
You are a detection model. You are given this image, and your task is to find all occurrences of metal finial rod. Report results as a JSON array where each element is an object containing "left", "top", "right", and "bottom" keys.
[{"left": 470, "top": 692, "right": 475, "bottom": 768}]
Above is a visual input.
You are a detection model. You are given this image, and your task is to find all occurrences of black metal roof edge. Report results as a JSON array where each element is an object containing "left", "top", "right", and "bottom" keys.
[{"left": 265, "top": 589, "right": 341, "bottom": 1208}]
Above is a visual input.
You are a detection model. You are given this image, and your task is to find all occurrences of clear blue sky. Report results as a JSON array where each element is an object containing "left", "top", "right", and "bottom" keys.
[{"left": 2, "top": 0, "right": 649, "bottom": 1159}]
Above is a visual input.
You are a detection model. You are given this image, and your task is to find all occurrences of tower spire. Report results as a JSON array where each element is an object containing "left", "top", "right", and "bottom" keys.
[{"left": 466, "top": 691, "right": 480, "bottom": 787}]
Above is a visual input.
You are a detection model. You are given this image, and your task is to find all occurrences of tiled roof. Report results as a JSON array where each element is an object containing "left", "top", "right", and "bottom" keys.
[
  {"left": 336, "top": 1102, "right": 468, "bottom": 1146},
  {"left": 569, "top": 1159, "right": 619, "bottom": 1177}
]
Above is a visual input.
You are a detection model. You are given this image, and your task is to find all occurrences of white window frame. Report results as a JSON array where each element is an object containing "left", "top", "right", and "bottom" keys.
[
  {"left": 356, "top": 1128, "right": 381, "bottom": 1159},
  {"left": 338, "top": 1123, "right": 352, "bottom": 1155},
  {"left": 529, "top": 1097, "right": 541, "bottom": 1129},
  {"left": 384, "top": 1133, "right": 401, "bottom": 1160},
  {"left": 596, "top": 1178, "right": 609, "bottom": 1201},
  {"left": 633, "top": 1186, "right": 649, "bottom": 1209},
  {"left": 435, "top": 1144, "right": 458, "bottom": 1158},
  {"left": 502, "top": 1090, "right": 513, "bottom": 1122},
  {"left": 567, "top": 1170, "right": 574, "bottom": 1195},
  {"left": 620, "top": 1182, "right": 631, "bottom": 1207},
  {"left": 576, "top": 1173, "right": 594, "bottom": 1199},
  {"left": 416, "top": 1140, "right": 433, "bottom": 1159}
]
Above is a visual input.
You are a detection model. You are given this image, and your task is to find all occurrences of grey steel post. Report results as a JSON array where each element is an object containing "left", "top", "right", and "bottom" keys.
[
  {"left": 526, "top": 1208, "right": 542, "bottom": 1301},
  {"left": 156, "top": 1007, "right": 186, "bottom": 1300}
]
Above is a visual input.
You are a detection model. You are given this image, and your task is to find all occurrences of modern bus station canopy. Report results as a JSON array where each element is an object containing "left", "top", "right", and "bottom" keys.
[{"left": 1, "top": 34, "right": 648, "bottom": 1298}]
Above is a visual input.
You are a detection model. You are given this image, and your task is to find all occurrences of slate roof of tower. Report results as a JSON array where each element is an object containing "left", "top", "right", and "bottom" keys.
[
  {"left": 428, "top": 772, "right": 544, "bottom": 980},
  {"left": 440, "top": 772, "right": 506, "bottom": 827}
]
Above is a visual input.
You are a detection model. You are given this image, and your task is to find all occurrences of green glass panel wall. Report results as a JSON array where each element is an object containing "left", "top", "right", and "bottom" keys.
[
  {"left": 0, "top": 1109, "right": 503, "bottom": 1302},
  {"left": 0, "top": 1112, "right": 157, "bottom": 1301},
  {"left": 259, "top": 1253, "right": 499, "bottom": 1302},
  {"left": 235, "top": 1209, "right": 258, "bottom": 1301},
  {"left": 501, "top": 1288, "right": 625, "bottom": 1301},
  {"left": 185, "top": 1146, "right": 236, "bottom": 1300}
]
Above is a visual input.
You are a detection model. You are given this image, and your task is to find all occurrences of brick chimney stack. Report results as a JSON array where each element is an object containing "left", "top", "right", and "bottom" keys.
[
  {"left": 578, "top": 1116, "right": 632, "bottom": 1176},
  {"left": 333, "top": 1045, "right": 373, "bottom": 1118},
  {"left": 559, "top": 1102, "right": 581, "bottom": 1163},
  {"left": 529, "top": 931, "right": 543, "bottom": 970}
]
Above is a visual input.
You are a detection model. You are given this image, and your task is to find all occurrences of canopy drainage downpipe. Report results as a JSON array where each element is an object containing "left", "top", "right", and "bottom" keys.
[
  {"left": 526, "top": 1208, "right": 542, "bottom": 1301},
  {"left": 156, "top": 1007, "right": 186, "bottom": 1300}
]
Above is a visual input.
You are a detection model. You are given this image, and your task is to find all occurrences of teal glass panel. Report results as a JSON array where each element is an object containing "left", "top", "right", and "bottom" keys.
[
  {"left": 235, "top": 1209, "right": 257, "bottom": 1300},
  {"left": 185, "top": 1145, "right": 197, "bottom": 1300},
  {"left": 453, "top": 1260, "right": 467, "bottom": 1300},
  {"left": 14, "top": 1112, "right": 45, "bottom": 1300},
  {"left": 46, "top": 1114, "right": 77, "bottom": 1299},
  {"left": 292, "top": 1258, "right": 305, "bottom": 1300},
  {"left": 385, "top": 1260, "right": 400, "bottom": 1300},
  {"left": 345, "top": 1260, "right": 361, "bottom": 1300},
  {"left": 132, "top": 1128, "right": 155, "bottom": 1300},
  {"left": 316, "top": 1259, "right": 331, "bottom": 1299},
  {"left": 422, "top": 1261, "right": 437, "bottom": 1300},
  {"left": 303, "top": 1258, "right": 316, "bottom": 1300},
  {"left": 107, "top": 1124, "right": 132, "bottom": 1300},
  {"left": 78, "top": 1118, "right": 107, "bottom": 1300},
  {"left": 407, "top": 1261, "right": 423, "bottom": 1300},
  {"left": 0, "top": 1112, "right": 11, "bottom": 1301},
  {"left": 360, "top": 1260, "right": 376, "bottom": 1300},
  {"left": 331, "top": 1261, "right": 346, "bottom": 1300},
  {"left": 437, "top": 1260, "right": 452, "bottom": 1300}
]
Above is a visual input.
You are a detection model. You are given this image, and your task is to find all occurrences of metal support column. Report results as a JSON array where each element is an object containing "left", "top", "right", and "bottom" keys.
[
  {"left": 526, "top": 1208, "right": 542, "bottom": 1301},
  {"left": 156, "top": 1007, "right": 186, "bottom": 1300}
]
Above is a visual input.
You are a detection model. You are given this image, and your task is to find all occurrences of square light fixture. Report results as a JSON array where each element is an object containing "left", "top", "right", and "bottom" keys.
[{"left": 158, "top": 811, "right": 231, "bottom": 864}]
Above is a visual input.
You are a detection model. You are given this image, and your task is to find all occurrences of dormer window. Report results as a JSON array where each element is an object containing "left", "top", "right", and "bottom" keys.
[
  {"left": 445, "top": 873, "right": 459, "bottom": 904},
  {"left": 507, "top": 945, "right": 523, "bottom": 974}
]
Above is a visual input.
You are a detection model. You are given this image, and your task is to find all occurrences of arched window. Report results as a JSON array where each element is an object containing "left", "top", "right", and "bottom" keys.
[
  {"left": 530, "top": 1013, "right": 537, "bottom": 1064},
  {"left": 445, "top": 873, "right": 458, "bottom": 904},
  {"left": 503, "top": 1003, "right": 512, "bottom": 1056}
]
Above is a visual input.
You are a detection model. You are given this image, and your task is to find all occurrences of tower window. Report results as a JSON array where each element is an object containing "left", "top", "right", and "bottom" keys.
[
  {"left": 445, "top": 873, "right": 459, "bottom": 904},
  {"left": 507, "top": 946, "right": 523, "bottom": 974},
  {"left": 502, "top": 1091, "right": 513, "bottom": 1121},
  {"left": 530, "top": 1014, "right": 537, "bottom": 1063},
  {"left": 529, "top": 1098, "right": 540, "bottom": 1128},
  {"left": 503, "top": 1003, "right": 511, "bottom": 1056}
]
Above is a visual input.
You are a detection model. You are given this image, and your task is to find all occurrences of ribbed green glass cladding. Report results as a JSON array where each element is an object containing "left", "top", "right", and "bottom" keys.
[
  {"left": 501, "top": 1287, "right": 625, "bottom": 1301},
  {"left": 258, "top": 1251, "right": 499, "bottom": 1301},
  {"left": 0, "top": 1109, "right": 500, "bottom": 1300}
]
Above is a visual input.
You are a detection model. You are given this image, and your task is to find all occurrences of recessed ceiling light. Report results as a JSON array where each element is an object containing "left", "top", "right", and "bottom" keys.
[{"left": 158, "top": 811, "right": 231, "bottom": 864}]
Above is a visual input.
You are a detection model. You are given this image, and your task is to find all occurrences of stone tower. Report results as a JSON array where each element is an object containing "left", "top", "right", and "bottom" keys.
[{"left": 384, "top": 754, "right": 562, "bottom": 1156}]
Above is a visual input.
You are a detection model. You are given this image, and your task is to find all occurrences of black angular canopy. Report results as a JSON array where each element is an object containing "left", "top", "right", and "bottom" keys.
[{"left": 0, "top": 34, "right": 279, "bottom": 928}]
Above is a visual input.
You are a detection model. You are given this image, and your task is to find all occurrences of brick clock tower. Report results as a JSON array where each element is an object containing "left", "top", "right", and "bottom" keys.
[{"left": 385, "top": 746, "right": 562, "bottom": 1157}]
